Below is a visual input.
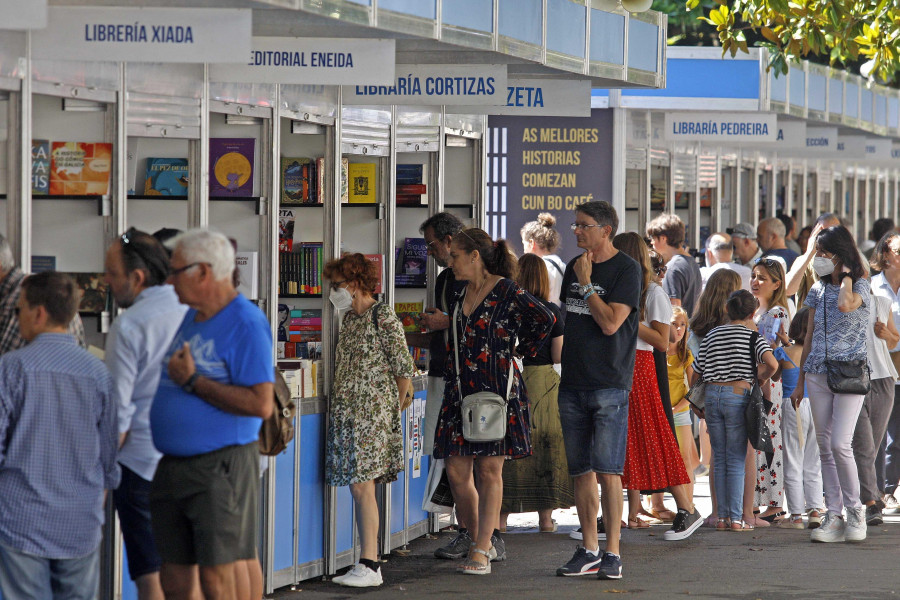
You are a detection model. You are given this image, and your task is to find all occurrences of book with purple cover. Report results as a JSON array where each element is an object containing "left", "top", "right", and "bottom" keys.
[{"left": 210, "top": 138, "right": 255, "bottom": 196}]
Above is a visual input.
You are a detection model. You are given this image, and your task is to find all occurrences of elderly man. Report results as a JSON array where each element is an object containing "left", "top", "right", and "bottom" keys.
[
  {"left": 104, "top": 228, "right": 187, "bottom": 600},
  {"left": 149, "top": 229, "right": 273, "bottom": 600},
  {"left": 757, "top": 217, "right": 799, "bottom": 270},
  {"left": 728, "top": 223, "right": 762, "bottom": 266},
  {"left": 700, "top": 232, "right": 751, "bottom": 291},
  {"left": 646, "top": 213, "right": 702, "bottom": 317},
  {"left": 0, "top": 272, "right": 119, "bottom": 600}
]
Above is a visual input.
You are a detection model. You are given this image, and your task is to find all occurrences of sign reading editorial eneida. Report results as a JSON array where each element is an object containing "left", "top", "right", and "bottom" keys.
[
  {"left": 31, "top": 7, "right": 251, "bottom": 63},
  {"left": 342, "top": 65, "right": 507, "bottom": 106},
  {"left": 209, "top": 37, "right": 396, "bottom": 86},
  {"left": 665, "top": 112, "right": 777, "bottom": 143}
]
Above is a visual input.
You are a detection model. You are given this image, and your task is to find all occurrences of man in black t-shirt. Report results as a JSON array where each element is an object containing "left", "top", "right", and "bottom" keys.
[{"left": 555, "top": 201, "right": 640, "bottom": 581}]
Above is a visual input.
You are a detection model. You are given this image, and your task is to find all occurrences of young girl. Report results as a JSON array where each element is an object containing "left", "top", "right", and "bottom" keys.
[
  {"left": 777, "top": 307, "right": 825, "bottom": 529},
  {"left": 668, "top": 306, "right": 700, "bottom": 503}
]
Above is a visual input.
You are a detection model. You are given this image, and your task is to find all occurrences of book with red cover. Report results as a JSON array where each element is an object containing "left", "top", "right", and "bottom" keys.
[
  {"left": 397, "top": 184, "right": 426, "bottom": 194},
  {"left": 365, "top": 254, "right": 384, "bottom": 294}
]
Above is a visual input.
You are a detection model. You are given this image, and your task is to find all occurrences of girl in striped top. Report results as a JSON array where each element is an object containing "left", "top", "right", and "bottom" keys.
[{"left": 695, "top": 290, "right": 778, "bottom": 531}]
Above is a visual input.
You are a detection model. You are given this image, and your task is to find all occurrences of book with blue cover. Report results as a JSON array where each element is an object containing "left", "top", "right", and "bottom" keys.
[
  {"left": 144, "top": 158, "right": 189, "bottom": 196},
  {"left": 32, "top": 140, "right": 50, "bottom": 195}
]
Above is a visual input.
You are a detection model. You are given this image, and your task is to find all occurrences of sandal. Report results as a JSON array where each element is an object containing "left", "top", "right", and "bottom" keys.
[
  {"left": 539, "top": 519, "right": 558, "bottom": 533},
  {"left": 702, "top": 514, "right": 719, "bottom": 528},
  {"left": 458, "top": 547, "right": 491, "bottom": 575},
  {"left": 730, "top": 520, "right": 755, "bottom": 532},
  {"left": 648, "top": 508, "right": 677, "bottom": 523},
  {"left": 744, "top": 516, "right": 770, "bottom": 528},
  {"left": 635, "top": 509, "right": 663, "bottom": 525},
  {"left": 627, "top": 517, "right": 649, "bottom": 529},
  {"left": 715, "top": 518, "right": 730, "bottom": 531},
  {"left": 759, "top": 510, "right": 786, "bottom": 523}
]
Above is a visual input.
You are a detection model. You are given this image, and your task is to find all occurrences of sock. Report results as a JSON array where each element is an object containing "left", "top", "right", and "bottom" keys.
[
  {"left": 585, "top": 547, "right": 600, "bottom": 556},
  {"left": 359, "top": 558, "right": 379, "bottom": 572},
  {"left": 458, "top": 527, "right": 468, "bottom": 534},
  {"left": 606, "top": 552, "right": 620, "bottom": 560}
]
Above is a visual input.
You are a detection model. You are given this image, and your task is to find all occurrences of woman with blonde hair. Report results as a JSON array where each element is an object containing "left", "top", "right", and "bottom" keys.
[
  {"left": 612, "top": 232, "right": 701, "bottom": 541},
  {"left": 521, "top": 213, "right": 566, "bottom": 306},
  {"left": 500, "top": 253, "right": 573, "bottom": 533}
]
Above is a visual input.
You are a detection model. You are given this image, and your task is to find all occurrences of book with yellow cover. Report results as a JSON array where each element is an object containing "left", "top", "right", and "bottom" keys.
[
  {"left": 50, "top": 142, "right": 113, "bottom": 195},
  {"left": 395, "top": 301, "right": 425, "bottom": 333},
  {"left": 348, "top": 162, "right": 376, "bottom": 203}
]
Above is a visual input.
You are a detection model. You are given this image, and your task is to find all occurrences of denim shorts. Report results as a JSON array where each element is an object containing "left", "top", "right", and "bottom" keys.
[
  {"left": 558, "top": 386, "right": 629, "bottom": 476},
  {"left": 673, "top": 409, "right": 692, "bottom": 428},
  {"left": 113, "top": 464, "right": 162, "bottom": 580}
]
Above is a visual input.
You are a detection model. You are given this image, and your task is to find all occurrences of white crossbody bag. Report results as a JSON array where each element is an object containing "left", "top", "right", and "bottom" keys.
[{"left": 453, "top": 301, "right": 515, "bottom": 443}]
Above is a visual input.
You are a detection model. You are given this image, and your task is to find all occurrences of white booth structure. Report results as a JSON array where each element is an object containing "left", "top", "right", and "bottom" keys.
[{"left": 0, "top": 2, "right": 667, "bottom": 598}]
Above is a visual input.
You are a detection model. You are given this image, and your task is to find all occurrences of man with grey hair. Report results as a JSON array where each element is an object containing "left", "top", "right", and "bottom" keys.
[
  {"left": 0, "top": 234, "right": 85, "bottom": 355},
  {"left": 700, "top": 232, "right": 751, "bottom": 291},
  {"left": 757, "top": 217, "right": 799, "bottom": 270},
  {"left": 149, "top": 228, "right": 273, "bottom": 599},
  {"left": 728, "top": 223, "right": 762, "bottom": 267}
]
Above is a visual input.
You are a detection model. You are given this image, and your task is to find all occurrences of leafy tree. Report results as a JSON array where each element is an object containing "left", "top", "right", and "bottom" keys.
[{"left": 675, "top": 0, "right": 898, "bottom": 83}]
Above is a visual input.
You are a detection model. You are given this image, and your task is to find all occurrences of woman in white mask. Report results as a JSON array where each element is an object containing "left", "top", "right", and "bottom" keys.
[
  {"left": 791, "top": 226, "right": 871, "bottom": 544},
  {"left": 322, "top": 253, "right": 417, "bottom": 588}
]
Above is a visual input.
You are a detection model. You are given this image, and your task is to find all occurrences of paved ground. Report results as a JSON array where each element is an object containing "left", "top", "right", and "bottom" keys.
[{"left": 271, "top": 477, "right": 900, "bottom": 600}]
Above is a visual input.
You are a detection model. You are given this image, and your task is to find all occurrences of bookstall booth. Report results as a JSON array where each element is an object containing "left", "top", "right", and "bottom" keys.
[
  {"left": 607, "top": 47, "right": 900, "bottom": 248},
  {"left": 0, "top": 1, "right": 667, "bottom": 597}
]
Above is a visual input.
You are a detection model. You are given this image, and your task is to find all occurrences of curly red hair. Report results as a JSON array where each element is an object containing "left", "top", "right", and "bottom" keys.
[{"left": 322, "top": 252, "right": 379, "bottom": 294}]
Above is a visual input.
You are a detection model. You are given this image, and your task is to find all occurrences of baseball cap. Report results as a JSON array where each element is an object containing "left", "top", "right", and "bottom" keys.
[{"left": 727, "top": 223, "right": 755, "bottom": 239}]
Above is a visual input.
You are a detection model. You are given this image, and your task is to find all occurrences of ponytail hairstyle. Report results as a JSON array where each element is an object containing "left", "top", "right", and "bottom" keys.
[
  {"left": 726, "top": 289, "right": 757, "bottom": 322},
  {"left": 453, "top": 227, "right": 518, "bottom": 279},
  {"left": 612, "top": 232, "right": 651, "bottom": 321},
  {"left": 520, "top": 212, "right": 561, "bottom": 253}
]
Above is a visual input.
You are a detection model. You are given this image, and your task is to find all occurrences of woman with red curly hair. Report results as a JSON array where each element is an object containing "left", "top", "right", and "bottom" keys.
[{"left": 322, "top": 253, "right": 416, "bottom": 588}]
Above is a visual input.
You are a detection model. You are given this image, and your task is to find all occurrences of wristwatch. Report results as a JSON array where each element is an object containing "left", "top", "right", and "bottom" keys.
[
  {"left": 579, "top": 283, "right": 594, "bottom": 298},
  {"left": 182, "top": 372, "right": 200, "bottom": 394},
  {"left": 838, "top": 272, "right": 852, "bottom": 281}
]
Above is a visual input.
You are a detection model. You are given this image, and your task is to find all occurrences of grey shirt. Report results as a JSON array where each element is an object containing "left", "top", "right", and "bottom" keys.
[{"left": 663, "top": 253, "right": 702, "bottom": 318}]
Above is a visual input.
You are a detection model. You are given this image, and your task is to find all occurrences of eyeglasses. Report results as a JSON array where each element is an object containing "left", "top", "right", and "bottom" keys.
[
  {"left": 170, "top": 262, "right": 205, "bottom": 276},
  {"left": 571, "top": 223, "right": 604, "bottom": 231},
  {"left": 331, "top": 279, "right": 347, "bottom": 287},
  {"left": 654, "top": 266, "right": 667, "bottom": 275},
  {"left": 755, "top": 257, "right": 784, "bottom": 270}
]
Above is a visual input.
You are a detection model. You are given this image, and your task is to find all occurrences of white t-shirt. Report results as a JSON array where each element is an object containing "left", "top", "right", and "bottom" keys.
[
  {"left": 700, "top": 261, "right": 751, "bottom": 292},
  {"left": 867, "top": 294, "right": 899, "bottom": 381},
  {"left": 543, "top": 254, "right": 566, "bottom": 307},
  {"left": 637, "top": 282, "right": 673, "bottom": 352}
]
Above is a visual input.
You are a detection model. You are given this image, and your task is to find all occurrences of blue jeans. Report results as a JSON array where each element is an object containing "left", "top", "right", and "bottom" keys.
[
  {"left": 558, "top": 386, "right": 629, "bottom": 476},
  {"left": 0, "top": 539, "right": 99, "bottom": 600},
  {"left": 704, "top": 384, "right": 750, "bottom": 520}
]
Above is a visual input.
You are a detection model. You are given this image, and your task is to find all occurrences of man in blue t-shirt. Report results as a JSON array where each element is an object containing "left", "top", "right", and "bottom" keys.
[{"left": 149, "top": 229, "right": 273, "bottom": 599}]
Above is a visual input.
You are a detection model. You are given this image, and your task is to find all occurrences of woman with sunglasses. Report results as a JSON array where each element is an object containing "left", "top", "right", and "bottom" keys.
[
  {"left": 748, "top": 257, "right": 792, "bottom": 526},
  {"left": 791, "top": 226, "right": 871, "bottom": 543}
]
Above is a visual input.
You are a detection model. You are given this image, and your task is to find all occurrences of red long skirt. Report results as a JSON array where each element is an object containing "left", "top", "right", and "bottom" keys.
[{"left": 622, "top": 350, "right": 691, "bottom": 490}]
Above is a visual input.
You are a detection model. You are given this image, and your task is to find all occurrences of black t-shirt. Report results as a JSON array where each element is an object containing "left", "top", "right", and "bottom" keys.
[
  {"left": 524, "top": 300, "right": 564, "bottom": 367},
  {"left": 559, "top": 250, "right": 641, "bottom": 391},
  {"left": 428, "top": 268, "right": 464, "bottom": 377}
]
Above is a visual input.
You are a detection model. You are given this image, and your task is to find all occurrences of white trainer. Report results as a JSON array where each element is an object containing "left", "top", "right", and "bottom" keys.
[
  {"left": 844, "top": 506, "right": 867, "bottom": 543},
  {"left": 810, "top": 511, "right": 845, "bottom": 543},
  {"left": 332, "top": 563, "right": 383, "bottom": 587}
]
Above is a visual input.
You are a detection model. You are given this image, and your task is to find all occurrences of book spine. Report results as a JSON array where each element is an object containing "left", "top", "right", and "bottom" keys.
[
  {"left": 290, "top": 317, "right": 322, "bottom": 326},
  {"left": 309, "top": 160, "right": 317, "bottom": 204},
  {"left": 316, "top": 157, "right": 325, "bottom": 205},
  {"left": 397, "top": 184, "right": 426, "bottom": 194}
]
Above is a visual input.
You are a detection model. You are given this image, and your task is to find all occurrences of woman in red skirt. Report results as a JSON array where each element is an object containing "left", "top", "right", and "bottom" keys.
[{"left": 612, "top": 233, "right": 702, "bottom": 541}]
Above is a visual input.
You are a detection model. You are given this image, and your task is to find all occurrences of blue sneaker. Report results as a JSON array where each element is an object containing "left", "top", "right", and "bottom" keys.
[
  {"left": 556, "top": 547, "right": 603, "bottom": 577},
  {"left": 596, "top": 552, "right": 623, "bottom": 580}
]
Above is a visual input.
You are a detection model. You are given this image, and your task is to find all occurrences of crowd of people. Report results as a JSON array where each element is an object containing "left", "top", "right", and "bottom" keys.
[{"left": 1, "top": 200, "right": 898, "bottom": 596}]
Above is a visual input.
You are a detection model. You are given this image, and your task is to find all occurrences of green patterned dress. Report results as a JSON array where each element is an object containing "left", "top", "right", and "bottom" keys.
[{"left": 326, "top": 302, "right": 417, "bottom": 486}]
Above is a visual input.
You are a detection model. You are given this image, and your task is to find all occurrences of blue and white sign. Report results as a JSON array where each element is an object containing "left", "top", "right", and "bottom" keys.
[
  {"left": 0, "top": 0, "right": 47, "bottom": 29},
  {"left": 836, "top": 135, "right": 866, "bottom": 156},
  {"left": 31, "top": 7, "right": 251, "bottom": 63},
  {"left": 865, "top": 138, "right": 892, "bottom": 161},
  {"left": 892, "top": 143, "right": 900, "bottom": 161},
  {"left": 455, "top": 79, "right": 591, "bottom": 117},
  {"left": 664, "top": 112, "right": 777, "bottom": 142},
  {"left": 773, "top": 120, "right": 806, "bottom": 149},
  {"left": 805, "top": 127, "right": 838, "bottom": 150},
  {"left": 342, "top": 65, "right": 507, "bottom": 106},
  {"left": 209, "top": 37, "right": 396, "bottom": 85}
]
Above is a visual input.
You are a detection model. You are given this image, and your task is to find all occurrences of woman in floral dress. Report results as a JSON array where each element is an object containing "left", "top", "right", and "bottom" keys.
[
  {"left": 433, "top": 228, "right": 555, "bottom": 575},
  {"left": 323, "top": 253, "right": 417, "bottom": 588},
  {"left": 748, "top": 257, "right": 792, "bottom": 526}
]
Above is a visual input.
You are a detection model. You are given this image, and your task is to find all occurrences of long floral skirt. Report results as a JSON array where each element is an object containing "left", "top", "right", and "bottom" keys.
[{"left": 755, "top": 379, "right": 784, "bottom": 507}]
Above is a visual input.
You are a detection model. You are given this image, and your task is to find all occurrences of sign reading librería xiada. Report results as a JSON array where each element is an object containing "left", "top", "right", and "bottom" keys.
[
  {"left": 209, "top": 37, "right": 396, "bottom": 86},
  {"left": 342, "top": 65, "right": 507, "bottom": 106},
  {"left": 31, "top": 7, "right": 251, "bottom": 63},
  {"left": 665, "top": 113, "right": 777, "bottom": 143},
  {"left": 0, "top": 0, "right": 47, "bottom": 29}
]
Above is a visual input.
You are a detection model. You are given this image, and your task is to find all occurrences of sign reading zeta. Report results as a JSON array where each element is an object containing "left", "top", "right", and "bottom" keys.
[
  {"left": 342, "top": 65, "right": 507, "bottom": 106},
  {"left": 455, "top": 79, "right": 592, "bottom": 117},
  {"left": 665, "top": 112, "right": 777, "bottom": 142},
  {"left": 209, "top": 37, "right": 396, "bottom": 85},
  {"left": 30, "top": 7, "right": 251, "bottom": 63},
  {"left": 0, "top": 0, "right": 47, "bottom": 30}
]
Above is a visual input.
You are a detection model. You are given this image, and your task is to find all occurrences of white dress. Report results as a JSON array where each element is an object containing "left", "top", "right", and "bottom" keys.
[{"left": 754, "top": 305, "right": 790, "bottom": 508}]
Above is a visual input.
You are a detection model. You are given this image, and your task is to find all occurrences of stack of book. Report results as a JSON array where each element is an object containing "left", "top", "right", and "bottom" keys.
[
  {"left": 395, "top": 237, "right": 427, "bottom": 287},
  {"left": 279, "top": 360, "right": 322, "bottom": 398},
  {"left": 396, "top": 163, "right": 426, "bottom": 206},
  {"left": 279, "top": 243, "right": 324, "bottom": 295},
  {"left": 279, "top": 309, "right": 322, "bottom": 359}
]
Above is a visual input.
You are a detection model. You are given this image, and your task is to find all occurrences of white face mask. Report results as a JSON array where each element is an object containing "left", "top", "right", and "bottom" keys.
[
  {"left": 329, "top": 286, "right": 353, "bottom": 311},
  {"left": 812, "top": 256, "right": 835, "bottom": 278}
]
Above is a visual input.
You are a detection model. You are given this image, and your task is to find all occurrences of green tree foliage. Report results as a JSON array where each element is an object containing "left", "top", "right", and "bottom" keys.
[{"left": 676, "top": 0, "right": 898, "bottom": 83}]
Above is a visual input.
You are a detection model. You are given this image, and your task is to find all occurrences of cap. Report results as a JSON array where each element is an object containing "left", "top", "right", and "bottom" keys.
[{"left": 726, "top": 223, "right": 755, "bottom": 239}]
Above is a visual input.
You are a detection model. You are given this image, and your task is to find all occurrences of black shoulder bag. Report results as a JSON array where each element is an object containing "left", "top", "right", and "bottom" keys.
[
  {"left": 745, "top": 331, "right": 775, "bottom": 453},
  {"left": 823, "top": 284, "right": 870, "bottom": 395}
]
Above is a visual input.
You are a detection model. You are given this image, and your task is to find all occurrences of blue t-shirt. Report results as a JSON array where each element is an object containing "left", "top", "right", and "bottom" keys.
[{"left": 151, "top": 294, "right": 274, "bottom": 457}]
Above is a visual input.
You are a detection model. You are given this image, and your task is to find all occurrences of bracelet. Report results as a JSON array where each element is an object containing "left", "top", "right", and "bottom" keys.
[{"left": 584, "top": 288, "right": 597, "bottom": 300}]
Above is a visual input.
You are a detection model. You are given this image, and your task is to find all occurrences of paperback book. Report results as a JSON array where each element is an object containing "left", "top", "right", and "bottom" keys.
[
  {"left": 348, "top": 162, "right": 377, "bottom": 203},
  {"left": 143, "top": 158, "right": 189, "bottom": 196},
  {"left": 210, "top": 138, "right": 255, "bottom": 196},
  {"left": 395, "top": 302, "right": 425, "bottom": 333},
  {"left": 32, "top": 140, "right": 50, "bottom": 195},
  {"left": 50, "top": 142, "right": 113, "bottom": 196},
  {"left": 279, "top": 209, "right": 296, "bottom": 252},
  {"left": 281, "top": 157, "right": 315, "bottom": 204}
]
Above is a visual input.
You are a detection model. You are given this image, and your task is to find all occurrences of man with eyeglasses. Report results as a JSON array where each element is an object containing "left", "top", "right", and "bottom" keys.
[
  {"left": 149, "top": 228, "right": 273, "bottom": 600},
  {"left": 103, "top": 228, "right": 187, "bottom": 600},
  {"left": 556, "top": 201, "right": 640, "bottom": 581}
]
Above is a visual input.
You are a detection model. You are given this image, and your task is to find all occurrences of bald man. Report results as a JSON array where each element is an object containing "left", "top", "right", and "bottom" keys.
[
  {"left": 757, "top": 218, "right": 799, "bottom": 270},
  {"left": 700, "top": 232, "right": 751, "bottom": 291}
]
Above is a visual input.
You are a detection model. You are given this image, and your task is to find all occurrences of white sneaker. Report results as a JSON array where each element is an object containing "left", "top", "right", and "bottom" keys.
[
  {"left": 844, "top": 506, "right": 867, "bottom": 543},
  {"left": 332, "top": 563, "right": 383, "bottom": 587},
  {"left": 810, "top": 511, "right": 845, "bottom": 543}
]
